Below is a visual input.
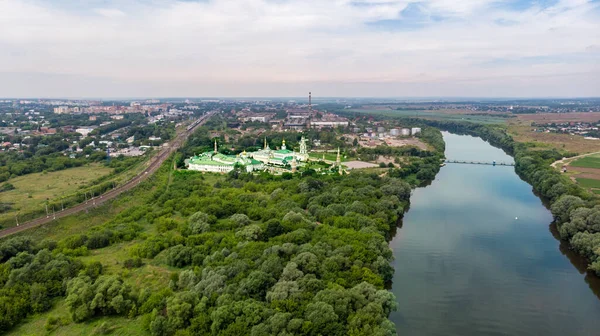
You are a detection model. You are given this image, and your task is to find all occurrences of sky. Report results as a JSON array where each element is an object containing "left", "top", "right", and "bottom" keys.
[{"left": 0, "top": 0, "right": 599, "bottom": 98}]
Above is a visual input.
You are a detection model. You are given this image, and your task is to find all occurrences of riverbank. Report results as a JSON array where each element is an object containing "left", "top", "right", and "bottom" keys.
[{"left": 389, "top": 132, "right": 600, "bottom": 335}]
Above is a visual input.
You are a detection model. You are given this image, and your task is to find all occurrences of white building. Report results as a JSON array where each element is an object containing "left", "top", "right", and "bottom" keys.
[
  {"left": 186, "top": 141, "right": 264, "bottom": 173},
  {"left": 401, "top": 128, "right": 411, "bottom": 136},
  {"left": 249, "top": 137, "right": 309, "bottom": 166},
  {"left": 310, "top": 120, "right": 349, "bottom": 129},
  {"left": 75, "top": 127, "right": 95, "bottom": 137},
  {"left": 411, "top": 128, "right": 422, "bottom": 135},
  {"left": 390, "top": 128, "right": 400, "bottom": 136}
]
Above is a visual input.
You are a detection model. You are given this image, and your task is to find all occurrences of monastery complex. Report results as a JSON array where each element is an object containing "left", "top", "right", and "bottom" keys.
[{"left": 185, "top": 137, "right": 315, "bottom": 174}]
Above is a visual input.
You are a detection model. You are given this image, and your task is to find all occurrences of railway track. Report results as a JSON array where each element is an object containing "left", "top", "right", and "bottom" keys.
[{"left": 0, "top": 112, "right": 215, "bottom": 238}]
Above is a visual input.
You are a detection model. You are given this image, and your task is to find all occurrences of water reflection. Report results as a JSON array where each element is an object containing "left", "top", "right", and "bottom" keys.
[{"left": 389, "top": 133, "right": 600, "bottom": 336}]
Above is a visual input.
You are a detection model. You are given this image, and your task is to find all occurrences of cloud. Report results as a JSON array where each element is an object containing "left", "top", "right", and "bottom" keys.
[
  {"left": 93, "top": 8, "right": 126, "bottom": 18},
  {"left": 0, "top": 0, "right": 598, "bottom": 97}
]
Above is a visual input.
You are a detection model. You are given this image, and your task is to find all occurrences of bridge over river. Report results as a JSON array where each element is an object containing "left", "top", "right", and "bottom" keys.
[{"left": 444, "top": 159, "right": 515, "bottom": 166}]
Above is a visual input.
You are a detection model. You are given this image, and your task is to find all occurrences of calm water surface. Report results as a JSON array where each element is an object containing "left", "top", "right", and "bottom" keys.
[{"left": 390, "top": 132, "right": 600, "bottom": 335}]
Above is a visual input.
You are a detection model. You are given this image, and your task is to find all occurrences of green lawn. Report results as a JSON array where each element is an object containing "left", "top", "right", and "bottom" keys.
[
  {"left": 309, "top": 152, "right": 347, "bottom": 162},
  {"left": 576, "top": 177, "right": 600, "bottom": 189},
  {"left": 571, "top": 155, "right": 600, "bottom": 169},
  {"left": 1, "top": 164, "right": 113, "bottom": 226}
]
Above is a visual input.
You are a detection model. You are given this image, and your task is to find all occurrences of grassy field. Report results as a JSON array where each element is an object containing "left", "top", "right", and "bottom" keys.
[
  {"left": 2, "top": 171, "right": 169, "bottom": 335},
  {"left": 309, "top": 152, "right": 347, "bottom": 162},
  {"left": 576, "top": 178, "right": 600, "bottom": 189},
  {"left": 345, "top": 109, "right": 511, "bottom": 124},
  {"left": 6, "top": 299, "right": 146, "bottom": 336},
  {"left": 571, "top": 155, "right": 600, "bottom": 169},
  {"left": 507, "top": 124, "right": 600, "bottom": 154},
  {"left": 0, "top": 164, "right": 113, "bottom": 226}
]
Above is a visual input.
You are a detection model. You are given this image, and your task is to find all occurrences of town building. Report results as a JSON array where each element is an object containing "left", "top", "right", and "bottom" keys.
[
  {"left": 75, "top": 127, "right": 95, "bottom": 137},
  {"left": 53, "top": 106, "right": 70, "bottom": 114},
  {"left": 310, "top": 114, "right": 349, "bottom": 129},
  {"left": 411, "top": 127, "right": 422, "bottom": 135},
  {"left": 241, "top": 113, "right": 274, "bottom": 123},
  {"left": 401, "top": 128, "right": 411, "bottom": 136}
]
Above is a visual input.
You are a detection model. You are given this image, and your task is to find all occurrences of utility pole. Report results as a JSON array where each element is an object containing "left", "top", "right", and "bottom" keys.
[
  {"left": 45, "top": 204, "right": 49, "bottom": 218},
  {"left": 52, "top": 207, "right": 55, "bottom": 220},
  {"left": 15, "top": 214, "right": 19, "bottom": 227}
]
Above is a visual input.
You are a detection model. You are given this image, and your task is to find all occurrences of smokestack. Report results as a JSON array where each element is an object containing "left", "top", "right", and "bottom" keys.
[{"left": 309, "top": 92, "right": 312, "bottom": 112}]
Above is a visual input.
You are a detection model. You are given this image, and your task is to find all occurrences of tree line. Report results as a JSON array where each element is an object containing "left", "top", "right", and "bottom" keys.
[{"left": 410, "top": 118, "right": 600, "bottom": 276}]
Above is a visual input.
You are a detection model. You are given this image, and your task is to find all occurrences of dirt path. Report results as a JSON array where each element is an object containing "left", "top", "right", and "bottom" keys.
[{"left": 550, "top": 151, "right": 600, "bottom": 169}]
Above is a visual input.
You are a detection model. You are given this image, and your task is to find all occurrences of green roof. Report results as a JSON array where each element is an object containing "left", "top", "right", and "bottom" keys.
[
  {"left": 274, "top": 149, "right": 293, "bottom": 154},
  {"left": 188, "top": 158, "right": 232, "bottom": 166},
  {"left": 188, "top": 152, "right": 264, "bottom": 167}
]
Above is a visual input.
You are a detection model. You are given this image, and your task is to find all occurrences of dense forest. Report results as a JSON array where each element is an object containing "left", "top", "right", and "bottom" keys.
[{"left": 0, "top": 126, "right": 445, "bottom": 334}]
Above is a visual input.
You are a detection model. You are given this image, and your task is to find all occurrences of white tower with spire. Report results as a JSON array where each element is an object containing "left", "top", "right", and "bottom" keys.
[{"left": 297, "top": 136, "right": 309, "bottom": 161}]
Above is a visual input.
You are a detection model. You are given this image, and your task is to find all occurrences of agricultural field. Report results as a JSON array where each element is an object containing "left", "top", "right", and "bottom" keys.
[
  {"left": 345, "top": 108, "right": 512, "bottom": 124},
  {"left": 0, "top": 164, "right": 113, "bottom": 226},
  {"left": 571, "top": 155, "right": 600, "bottom": 169},
  {"left": 516, "top": 112, "right": 600, "bottom": 123},
  {"left": 576, "top": 177, "right": 600, "bottom": 190}
]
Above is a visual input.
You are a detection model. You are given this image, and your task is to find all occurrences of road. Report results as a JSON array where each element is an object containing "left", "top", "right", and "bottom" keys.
[
  {"left": 550, "top": 150, "right": 600, "bottom": 169},
  {"left": 0, "top": 112, "right": 215, "bottom": 239}
]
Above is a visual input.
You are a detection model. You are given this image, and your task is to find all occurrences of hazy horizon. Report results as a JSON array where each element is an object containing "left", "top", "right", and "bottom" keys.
[
  {"left": 4, "top": 95, "right": 600, "bottom": 101},
  {"left": 1, "top": 0, "right": 599, "bottom": 98}
]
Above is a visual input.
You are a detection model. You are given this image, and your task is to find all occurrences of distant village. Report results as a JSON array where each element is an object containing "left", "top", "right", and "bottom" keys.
[
  {"left": 533, "top": 121, "right": 600, "bottom": 140},
  {"left": 1, "top": 94, "right": 425, "bottom": 168}
]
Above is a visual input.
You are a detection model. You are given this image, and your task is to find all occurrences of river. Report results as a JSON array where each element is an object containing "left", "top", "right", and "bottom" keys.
[{"left": 389, "top": 132, "right": 600, "bottom": 335}]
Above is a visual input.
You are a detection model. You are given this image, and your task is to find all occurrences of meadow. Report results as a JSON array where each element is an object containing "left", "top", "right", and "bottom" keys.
[
  {"left": 0, "top": 164, "right": 112, "bottom": 226},
  {"left": 308, "top": 152, "right": 346, "bottom": 162},
  {"left": 507, "top": 124, "right": 600, "bottom": 154}
]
